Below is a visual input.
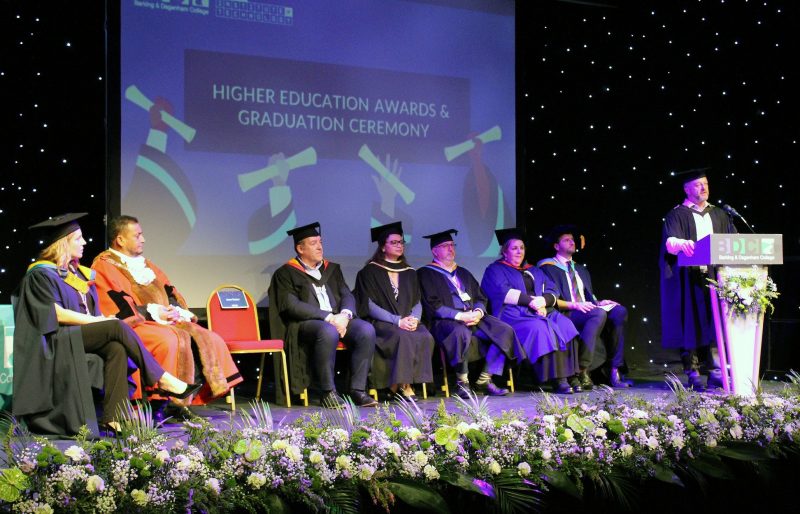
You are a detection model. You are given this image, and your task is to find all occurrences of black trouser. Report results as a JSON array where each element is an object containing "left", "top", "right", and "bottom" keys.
[
  {"left": 566, "top": 305, "right": 627, "bottom": 370},
  {"left": 297, "top": 318, "right": 376, "bottom": 393},
  {"left": 81, "top": 320, "right": 164, "bottom": 423}
]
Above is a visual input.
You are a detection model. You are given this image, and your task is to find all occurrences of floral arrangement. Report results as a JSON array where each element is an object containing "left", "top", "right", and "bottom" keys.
[
  {"left": 2, "top": 380, "right": 800, "bottom": 513},
  {"left": 707, "top": 265, "right": 779, "bottom": 316}
]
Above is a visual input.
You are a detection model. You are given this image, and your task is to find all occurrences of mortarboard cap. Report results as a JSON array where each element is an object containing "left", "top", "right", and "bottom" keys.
[
  {"left": 422, "top": 229, "right": 458, "bottom": 249},
  {"left": 545, "top": 224, "right": 585, "bottom": 250},
  {"left": 494, "top": 227, "right": 526, "bottom": 246},
  {"left": 370, "top": 221, "right": 403, "bottom": 243},
  {"left": 674, "top": 167, "right": 709, "bottom": 185},
  {"left": 28, "top": 213, "right": 87, "bottom": 246},
  {"left": 286, "top": 222, "right": 321, "bottom": 245}
]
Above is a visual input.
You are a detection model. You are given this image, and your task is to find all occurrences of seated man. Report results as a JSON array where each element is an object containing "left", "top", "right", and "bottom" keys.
[
  {"left": 417, "top": 229, "right": 523, "bottom": 398},
  {"left": 92, "top": 215, "right": 242, "bottom": 413},
  {"left": 538, "top": 225, "right": 631, "bottom": 389},
  {"left": 267, "top": 222, "right": 378, "bottom": 407}
]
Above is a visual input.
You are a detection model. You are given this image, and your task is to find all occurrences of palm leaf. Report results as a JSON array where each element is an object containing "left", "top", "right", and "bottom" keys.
[
  {"left": 589, "top": 468, "right": 638, "bottom": 512},
  {"left": 115, "top": 400, "right": 161, "bottom": 441},
  {"left": 451, "top": 386, "right": 491, "bottom": 422},
  {"left": 387, "top": 477, "right": 451, "bottom": 513},
  {"left": 542, "top": 469, "right": 582, "bottom": 499},
  {"left": 327, "top": 481, "right": 360, "bottom": 514},
  {"left": 391, "top": 393, "right": 427, "bottom": 430},
  {"left": 322, "top": 395, "right": 361, "bottom": 434},
  {"left": 491, "top": 469, "right": 543, "bottom": 514},
  {"left": 238, "top": 399, "right": 275, "bottom": 431}
]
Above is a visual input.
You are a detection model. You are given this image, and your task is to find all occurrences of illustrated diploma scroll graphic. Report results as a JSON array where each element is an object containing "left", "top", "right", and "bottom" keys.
[
  {"left": 125, "top": 85, "right": 197, "bottom": 143},
  {"left": 443, "top": 125, "right": 502, "bottom": 162},
  {"left": 358, "top": 144, "right": 415, "bottom": 204},
  {"left": 237, "top": 147, "right": 318, "bottom": 192}
]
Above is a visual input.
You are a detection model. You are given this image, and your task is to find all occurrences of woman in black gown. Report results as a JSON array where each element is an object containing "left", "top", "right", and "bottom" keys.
[{"left": 354, "top": 222, "right": 434, "bottom": 399}]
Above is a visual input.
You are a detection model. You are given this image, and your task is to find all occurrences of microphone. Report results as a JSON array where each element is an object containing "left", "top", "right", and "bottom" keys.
[
  {"left": 722, "top": 204, "right": 742, "bottom": 218},
  {"left": 722, "top": 204, "right": 756, "bottom": 233}
]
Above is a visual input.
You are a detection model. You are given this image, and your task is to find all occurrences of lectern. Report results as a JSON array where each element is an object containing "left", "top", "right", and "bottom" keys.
[{"left": 678, "top": 233, "right": 783, "bottom": 396}]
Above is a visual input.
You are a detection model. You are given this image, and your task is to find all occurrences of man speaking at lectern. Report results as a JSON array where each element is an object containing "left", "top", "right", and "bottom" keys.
[{"left": 659, "top": 168, "right": 737, "bottom": 390}]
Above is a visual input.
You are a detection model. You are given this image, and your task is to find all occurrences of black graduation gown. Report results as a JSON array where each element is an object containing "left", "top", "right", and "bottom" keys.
[
  {"left": 417, "top": 264, "right": 523, "bottom": 367},
  {"left": 12, "top": 266, "right": 103, "bottom": 436},
  {"left": 268, "top": 259, "right": 356, "bottom": 399},
  {"left": 354, "top": 262, "right": 434, "bottom": 388},
  {"left": 659, "top": 204, "right": 737, "bottom": 349}
]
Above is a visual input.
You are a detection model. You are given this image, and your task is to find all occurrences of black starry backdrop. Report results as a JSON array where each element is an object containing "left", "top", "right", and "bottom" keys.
[{"left": 2, "top": 1, "right": 799, "bottom": 375}]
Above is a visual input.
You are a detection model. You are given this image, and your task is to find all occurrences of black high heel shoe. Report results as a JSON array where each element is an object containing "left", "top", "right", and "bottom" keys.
[{"left": 151, "top": 382, "right": 203, "bottom": 399}]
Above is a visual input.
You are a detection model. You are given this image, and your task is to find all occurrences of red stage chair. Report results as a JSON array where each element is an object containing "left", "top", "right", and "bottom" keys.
[{"left": 206, "top": 285, "right": 291, "bottom": 409}]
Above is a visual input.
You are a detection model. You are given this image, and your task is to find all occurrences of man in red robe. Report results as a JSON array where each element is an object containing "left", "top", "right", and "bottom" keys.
[{"left": 92, "top": 215, "right": 241, "bottom": 408}]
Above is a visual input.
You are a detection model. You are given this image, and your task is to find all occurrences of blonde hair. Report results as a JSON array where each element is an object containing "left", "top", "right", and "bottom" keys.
[{"left": 38, "top": 231, "right": 79, "bottom": 268}]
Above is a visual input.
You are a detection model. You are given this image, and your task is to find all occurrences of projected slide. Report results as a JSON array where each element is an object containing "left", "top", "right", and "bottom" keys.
[{"left": 119, "top": 0, "right": 515, "bottom": 305}]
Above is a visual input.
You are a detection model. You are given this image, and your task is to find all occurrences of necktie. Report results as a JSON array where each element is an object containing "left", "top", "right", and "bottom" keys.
[{"left": 568, "top": 262, "right": 582, "bottom": 302}]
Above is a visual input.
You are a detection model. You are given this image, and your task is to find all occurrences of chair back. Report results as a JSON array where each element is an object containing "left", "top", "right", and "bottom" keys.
[{"left": 206, "top": 285, "right": 260, "bottom": 341}]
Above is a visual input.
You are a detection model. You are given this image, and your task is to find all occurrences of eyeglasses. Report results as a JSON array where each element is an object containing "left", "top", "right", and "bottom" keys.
[
  {"left": 435, "top": 242, "right": 457, "bottom": 250},
  {"left": 386, "top": 239, "right": 406, "bottom": 246}
]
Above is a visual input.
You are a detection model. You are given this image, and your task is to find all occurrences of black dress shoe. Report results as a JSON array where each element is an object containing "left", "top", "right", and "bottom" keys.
[
  {"left": 319, "top": 390, "right": 346, "bottom": 408},
  {"left": 349, "top": 390, "right": 378, "bottom": 407},
  {"left": 164, "top": 404, "right": 200, "bottom": 422},
  {"left": 98, "top": 422, "right": 119, "bottom": 437},
  {"left": 474, "top": 380, "right": 509, "bottom": 396},
  {"left": 609, "top": 369, "right": 632, "bottom": 388},
  {"left": 686, "top": 371, "right": 705, "bottom": 391},
  {"left": 454, "top": 380, "right": 474, "bottom": 399},
  {"left": 553, "top": 380, "right": 573, "bottom": 394},
  {"left": 568, "top": 375, "right": 583, "bottom": 393},
  {"left": 706, "top": 370, "right": 724, "bottom": 390},
  {"left": 578, "top": 371, "right": 594, "bottom": 391},
  {"left": 151, "top": 382, "right": 203, "bottom": 400}
]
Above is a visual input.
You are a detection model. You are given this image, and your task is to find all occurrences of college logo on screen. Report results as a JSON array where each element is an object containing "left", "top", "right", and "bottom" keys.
[{"left": 132, "top": 0, "right": 210, "bottom": 16}]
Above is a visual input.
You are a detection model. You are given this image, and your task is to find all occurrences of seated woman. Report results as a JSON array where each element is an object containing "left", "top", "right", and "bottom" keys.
[
  {"left": 12, "top": 213, "right": 200, "bottom": 436},
  {"left": 480, "top": 228, "right": 580, "bottom": 394},
  {"left": 354, "top": 222, "right": 434, "bottom": 400}
]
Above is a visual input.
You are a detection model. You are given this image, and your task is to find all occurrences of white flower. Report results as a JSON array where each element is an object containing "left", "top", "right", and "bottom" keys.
[
  {"left": 632, "top": 409, "right": 649, "bottom": 419},
  {"left": 646, "top": 436, "right": 660, "bottom": 450},
  {"left": 206, "top": 477, "right": 221, "bottom": 495},
  {"left": 562, "top": 429, "right": 574, "bottom": 441},
  {"left": 705, "top": 437, "right": 717, "bottom": 448},
  {"left": 174, "top": 454, "right": 191, "bottom": 471},
  {"left": 488, "top": 460, "right": 502, "bottom": 475},
  {"left": 285, "top": 445, "right": 303, "bottom": 462},
  {"left": 594, "top": 428, "right": 607, "bottom": 438},
  {"left": 86, "top": 475, "right": 105, "bottom": 493},
  {"left": 517, "top": 462, "right": 531, "bottom": 476},
  {"left": 635, "top": 428, "right": 647, "bottom": 441},
  {"left": 456, "top": 422, "right": 471, "bottom": 434},
  {"left": 667, "top": 415, "right": 680, "bottom": 424},
  {"left": 406, "top": 427, "right": 422, "bottom": 440},
  {"left": 357, "top": 464, "right": 375, "bottom": 481},
  {"left": 584, "top": 447, "right": 594, "bottom": 459},
  {"left": 423, "top": 464, "right": 440, "bottom": 480},
  {"left": 309, "top": 450, "right": 324, "bottom": 465},
  {"left": 336, "top": 455, "right": 353, "bottom": 471},
  {"left": 247, "top": 473, "right": 267, "bottom": 490},
  {"left": 542, "top": 415, "right": 556, "bottom": 424},
  {"left": 388, "top": 443, "right": 402, "bottom": 457},
  {"left": 730, "top": 425, "right": 743, "bottom": 439},
  {"left": 413, "top": 451, "right": 429, "bottom": 466},
  {"left": 670, "top": 436, "right": 685, "bottom": 449},
  {"left": 620, "top": 444, "right": 633, "bottom": 457},
  {"left": 597, "top": 410, "right": 611, "bottom": 423},
  {"left": 131, "top": 489, "right": 149, "bottom": 506},
  {"left": 155, "top": 450, "right": 170, "bottom": 465},
  {"left": 33, "top": 504, "right": 54, "bottom": 514},
  {"left": 64, "top": 445, "right": 86, "bottom": 462},
  {"left": 271, "top": 439, "right": 288, "bottom": 450},
  {"left": 541, "top": 449, "right": 552, "bottom": 461}
]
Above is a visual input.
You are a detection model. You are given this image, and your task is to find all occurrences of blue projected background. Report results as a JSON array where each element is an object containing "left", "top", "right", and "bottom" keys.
[{"left": 119, "top": 0, "right": 516, "bottom": 305}]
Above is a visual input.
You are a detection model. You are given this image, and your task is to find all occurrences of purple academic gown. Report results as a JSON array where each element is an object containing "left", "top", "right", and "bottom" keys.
[{"left": 481, "top": 261, "right": 579, "bottom": 381}]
